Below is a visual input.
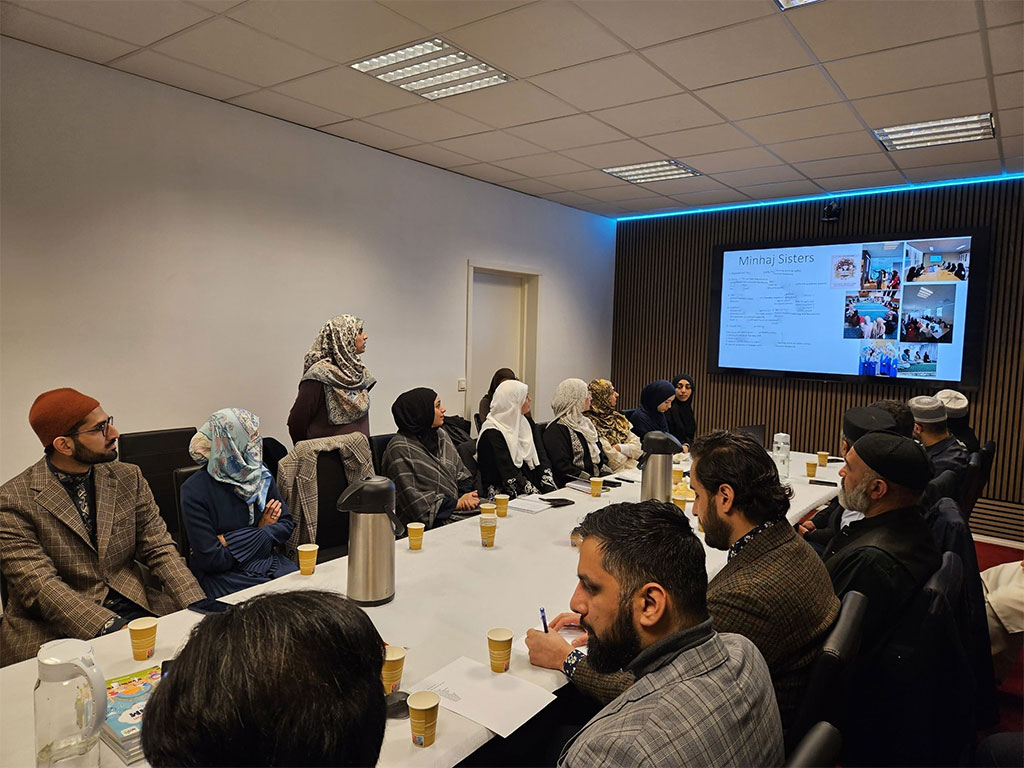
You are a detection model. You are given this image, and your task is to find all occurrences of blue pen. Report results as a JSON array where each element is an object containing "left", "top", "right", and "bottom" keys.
[{"left": 540, "top": 607, "right": 549, "bottom": 633}]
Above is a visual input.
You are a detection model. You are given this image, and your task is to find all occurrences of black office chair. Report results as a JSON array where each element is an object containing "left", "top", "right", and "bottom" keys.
[
  {"left": 957, "top": 452, "right": 982, "bottom": 521},
  {"left": 473, "top": 413, "right": 482, "bottom": 433},
  {"left": 922, "top": 469, "right": 959, "bottom": 509},
  {"left": 457, "top": 439, "right": 478, "bottom": 477},
  {"left": 317, "top": 451, "right": 351, "bottom": 562},
  {"left": 262, "top": 437, "right": 288, "bottom": 481},
  {"left": 171, "top": 465, "right": 201, "bottom": 564},
  {"left": 369, "top": 433, "right": 395, "bottom": 475},
  {"left": 733, "top": 424, "right": 767, "bottom": 448},
  {"left": 787, "top": 590, "right": 869, "bottom": 752},
  {"left": 977, "top": 440, "right": 996, "bottom": 492},
  {"left": 785, "top": 722, "right": 842, "bottom": 768},
  {"left": 924, "top": 551, "right": 964, "bottom": 614},
  {"left": 119, "top": 427, "right": 197, "bottom": 548}
]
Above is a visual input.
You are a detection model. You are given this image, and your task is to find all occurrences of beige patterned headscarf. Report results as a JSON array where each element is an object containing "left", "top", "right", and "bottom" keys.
[
  {"left": 301, "top": 315, "right": 375, "bottom": 425},
  {"left": 585, "top": 379, "right": 633, "bottom": 447},
  {"left": 551, "top": 378, "right": 602, "bottom": 468}
]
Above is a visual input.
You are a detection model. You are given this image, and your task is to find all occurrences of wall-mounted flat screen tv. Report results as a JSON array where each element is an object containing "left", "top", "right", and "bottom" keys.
[{"left": 707, "top": 229, "right": 989, "bottom": 389}]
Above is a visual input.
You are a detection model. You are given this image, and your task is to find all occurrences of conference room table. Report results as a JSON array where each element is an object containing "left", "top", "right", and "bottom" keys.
[{"left": 0, "top": 451, "right": 840, "bottom": 768}]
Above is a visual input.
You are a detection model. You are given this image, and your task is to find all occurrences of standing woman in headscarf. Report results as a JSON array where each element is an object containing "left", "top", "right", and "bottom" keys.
[
  {"left": 585, "top": 379, "right": 642, "bottom": 472},
  {"left": 476, "top": 380, "right": 556, "bottom": 499},
  {"left": 544, "top": 378, "right": 610, "bottom": 487},
  {"left": 478, "top": 367, "right": 518, "bottom": 425},
  {"left": 288, "top": 314, "right": 374, "bottom": 444},
  {"left": 665, "top": 374, "right": 697, "bottom": 452},
  {"left": 381, "top": 388, "right": 478, "bottom": 529},
  {"left": 628, "top": 379, "right": 676, "bottom": 441},
  {"left": 181, "top": 409, "right": 298, "bottom": 598}
]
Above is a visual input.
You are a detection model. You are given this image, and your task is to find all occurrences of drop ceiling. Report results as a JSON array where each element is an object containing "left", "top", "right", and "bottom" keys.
[{"left": 2, "top": 0, "right": 1021, "bottom": 219}]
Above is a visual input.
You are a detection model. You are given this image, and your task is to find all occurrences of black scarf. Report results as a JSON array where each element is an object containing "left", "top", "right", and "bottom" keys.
[
  {"left": 392, "top": 388, "right": 440, "bottom": 456},
  {"left": 666, "top": 373, "right": 697, "bottom": 445}
]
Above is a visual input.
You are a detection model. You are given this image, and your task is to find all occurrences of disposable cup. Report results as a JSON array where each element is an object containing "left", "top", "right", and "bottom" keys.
[
  {"left": 128, "top": 617, "right": 158, "bottom": 661},
  {"left": 590, "top": 477, "right": 603, "bottom": 497},
  {"left": 408, "top": 690, "right": 440, "bottom": 748},
  {"left": 381, "top": 644, "right": 406, "bottom": 694},
  {"left": 297, "top": 543, "right": 319, "bottom": 575},
  {"left": 407, "top": 523, "right": 425, "bottom": 550},
  {"left": 817, "top": 451, "right": 829, "bottom": 466},
  {"left": 806, "top": 461, "right": 818, "bottom": 478},
  {"left": 672, "top": 467, "right": 684, "bottom": 484},
  {"left": 672, "top": 495, "right": 687, "bottom": 512},
  {"left": 480, "top": 514, "right": 497, "bottom": 548},
  {"left": 494, "top": 494, "right": 509, "bottom": 517},
  {"left": 480, "top": 502, "right": 496, "bottom": 516},
  {"left": 487, "top": 627, "right": 513, "bottom": 673}
]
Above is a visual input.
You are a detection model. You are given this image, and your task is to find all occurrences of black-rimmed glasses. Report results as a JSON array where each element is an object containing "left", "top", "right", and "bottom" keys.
[{"left": 65, "top": 416, "right": 114, "bottom": 438}]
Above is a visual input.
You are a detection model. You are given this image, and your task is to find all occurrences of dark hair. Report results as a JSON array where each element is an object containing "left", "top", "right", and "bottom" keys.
[
  {"left": 44, "top": 415, "right": 90, "bottom": 456},
  {"left": 142, "top": 591, "right": 386, "bottom": 767},
  {"left": 572, "top": 500, "right": 708, "bottom": 625},
  {"left": 487, "top": 368, "right": 517, "bottom": 399},
  {"left": 869, "top": 399, "right": 915, "bottom": 437},
  {"left": 690, "top": 430, "right": 793, "bottom": 526}
]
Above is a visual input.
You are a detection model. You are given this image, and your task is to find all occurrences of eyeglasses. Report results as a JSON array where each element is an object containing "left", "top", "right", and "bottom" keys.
[{"left": 65, "top": 416, "right": 114, "bottom": 438}]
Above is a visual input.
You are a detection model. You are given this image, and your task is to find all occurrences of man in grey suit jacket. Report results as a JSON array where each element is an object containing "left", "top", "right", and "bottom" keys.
[
  {"left": 1, "top": 388, "right": 204, "bottom": 666},
  {"left": 556, "top": 500, "right": 783, "bottom": 767}
]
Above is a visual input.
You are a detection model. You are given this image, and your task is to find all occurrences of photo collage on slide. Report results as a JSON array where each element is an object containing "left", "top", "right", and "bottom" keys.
[{"left": 836, "top": 236, "right": 970, "bottom": 380}]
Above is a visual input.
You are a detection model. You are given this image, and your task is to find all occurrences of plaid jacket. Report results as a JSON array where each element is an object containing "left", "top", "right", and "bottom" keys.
[
  {"left": 0, "top": 458, "right": 204, "bottom": 666},
  {"left": 559, "top": 628, "right": 784, "bottom": 767}
]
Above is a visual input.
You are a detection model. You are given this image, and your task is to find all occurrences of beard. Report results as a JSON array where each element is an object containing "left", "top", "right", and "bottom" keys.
[
  {"left": 72, "top": 438, "right": 117, "bottom": 465},
  {"left": 581, "top": 599, "right": 642, "bottom": 674},
  {"left": 838, "top": 475, "right": 871, "bottom": 513},
  {"left": 701, "top": 496, "right": 732, "bottom": 551}
]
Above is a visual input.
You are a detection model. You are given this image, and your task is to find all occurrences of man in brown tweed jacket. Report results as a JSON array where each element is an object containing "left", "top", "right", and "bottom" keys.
[{"left": 1, "top": 388, "right": 204, "bottom": 666}]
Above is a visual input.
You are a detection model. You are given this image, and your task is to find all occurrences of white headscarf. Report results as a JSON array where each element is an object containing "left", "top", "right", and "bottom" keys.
[
  {"left": 477, "top": 380, "right": 539, "bottom": 469},
  {"left": 551, "top": 378, "right": 602, "bottom": 468}
]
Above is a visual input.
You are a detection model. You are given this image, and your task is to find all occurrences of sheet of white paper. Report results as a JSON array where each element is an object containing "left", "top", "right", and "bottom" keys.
[
  {"left": 409, "top": 657, "right": 555, "bottom": 738},
  {"left": 507, "top": 496, "right": 550, "bottom": 514},
  {"left": 514, "top": 624, "right": 588, "bottom": 656},
  {"left": 565, "top": 480, "right": 609, "bottom": 495}
]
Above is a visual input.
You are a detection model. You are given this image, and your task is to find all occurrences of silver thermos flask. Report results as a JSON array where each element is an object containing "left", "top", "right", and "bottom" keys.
[
  {"left": 639, "top": 431, "right": 683, "bottom": 503},
  {"left": 339, "top": 476, "right": 405, "bottom": 606}
]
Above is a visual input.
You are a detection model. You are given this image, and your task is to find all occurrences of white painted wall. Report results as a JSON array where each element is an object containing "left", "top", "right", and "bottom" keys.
[{"left": 0, "top": 39, "right": 616, "bottom": 481}]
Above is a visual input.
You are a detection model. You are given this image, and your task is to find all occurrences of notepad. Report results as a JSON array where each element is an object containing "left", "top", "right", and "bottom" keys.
[{"left": 507, "top": 496, "right": 550, "bottom": 514}]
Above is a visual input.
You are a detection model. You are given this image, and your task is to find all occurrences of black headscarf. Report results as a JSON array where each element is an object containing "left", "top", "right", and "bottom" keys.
[
  {"left": 666, "top": 374, "right": 697, "bottom": 446},
  {"left": 392, "top": 388, "right": 440, "bottom": 455},
  {"left": 629, "top": 379, "right": 675, "bottom": 439}
]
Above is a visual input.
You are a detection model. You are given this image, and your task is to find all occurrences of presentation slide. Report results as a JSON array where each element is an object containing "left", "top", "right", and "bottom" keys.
[{"left": 717, "top": 236, "right": 971, "bottom": 382}]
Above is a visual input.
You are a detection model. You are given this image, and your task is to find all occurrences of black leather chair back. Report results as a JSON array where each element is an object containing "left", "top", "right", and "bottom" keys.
[
  {"left": 957, "top": 452, "right": 983, "bottom": 520},
  {"left": 734, "top": 424, "right": 767, "bottom": 448},
  {"left": 369, "top": 433, "right": 395, "bottom": 475},
  {"left": 977, "top": 440, "right": 995, "bottom": 490},
  {"left": 119, "top": 427, "right": 197, "bottom": 546},
  {"left": 316, "top": 451, "right": 350, "bottom": 561},
  {"left": 473, "top": 412, "right": 483, "bottom": 433},
  {"left": 924, "top": 551, "right": 964, "bottom": 615},
  {"left": 171, "top": 465, "right": 202, "bottom": 564},
  {"left": 922, "top": 469, "right": 959, "bottom": 509},
  {"left": 785, "top": 722, "right": 842, "bottom": 768},
  {"left": 262, "top": 437, "right": 288, "bottom": 481},
  {"left": 457, "top": 439, "right": 478, "bottom": 476}
]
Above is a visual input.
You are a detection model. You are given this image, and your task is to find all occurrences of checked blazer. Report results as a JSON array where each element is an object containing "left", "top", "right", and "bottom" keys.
[{"left": 1, "top": 458, "right": 205, "bottom": 666}]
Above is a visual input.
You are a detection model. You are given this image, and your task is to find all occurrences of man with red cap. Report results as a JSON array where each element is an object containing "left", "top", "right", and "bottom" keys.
[{"left": 0, "top": 389, "right": 204, "bottom": 665}]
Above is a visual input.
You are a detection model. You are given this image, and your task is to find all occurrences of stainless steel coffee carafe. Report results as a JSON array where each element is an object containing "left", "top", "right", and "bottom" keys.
[
  {"left": 639, "top": 431, "right": 683, "bottom": 503},
  {"left": 339, "top": 476, "right": 404, "bottom": 606}
]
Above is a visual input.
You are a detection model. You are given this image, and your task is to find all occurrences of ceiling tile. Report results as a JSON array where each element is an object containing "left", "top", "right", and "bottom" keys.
[
  {"left": 1004, "top": 155, "right": 1024, "bottom": 172},
  {"left": 793, "top": 153, "right": 895, "bottom": 178},
  {"left": 672, "top": 189, "right": 754, "bottom": 206},
  {"left": 1003, "top": 133, "right": 1024, "bottom": 156},
  {"left": 998, "top": 107, "right": 1024, "bottom": 136},
  {"left": 983, "top": 0, "right": 1024, "bottom": 27},
  {"left": 888, "top": 139, "right": 1001, "bottom": 169},
  {"left": 713, "top": 165, "right": 804, "bottom": 187},
  {"left": 577, "top": 205, "right": 627, "bottom": 218},
  {"left": 229, "top": 89, "right": 347, "bottom": 126},
  {"left": 454, "top": 163, "right": 526, "bottom": 183},
  {"left": 380, "top": 1, "right": 528, "bottom": 32},
  {"left": 530, "top": 54, "right": 681, "bottom": 112},
  {"left": 393, "top": 143, "right": 475, "bottom": 168},
  {"left": 493, "top": 152, "right": 590, "bottom": 176},
  {"left": 444, "top": 2, "right": 627, "bottom": 78},
  {"left": 738, "top": 103, "right": 863, "bottom": 144},
  {"left": 584, "top": 184, "right": 656, "bottom": 202},
  {"left": 273, "top": 65, "right": 421, "bottom": 118},
  {"left": 994, "top": 72, "right": 1023, "bottom": 109},
  {"left": 592, "top": 94, "right": 722, "bottom": 137},
  {"left": 561, "top": 139, "right": 666, "bottom": 168},
  {"left": 187, "top": 0, "right": 243, "bottom": 11},
  {"left": 228, "top": 0, "right": 427, "bottom": 63},
  {"left": 543, "top": 190, "right": 602, "bottom": 206},
  {"left": 506, "top": 114, "right": 627, "bottom": 151},
  {"left": 642, "top": 123, "right": 756, "bottom": 157},
  {"left": 0, "top": 3, "right": 137, "bottom": 62},
  {"left": 13, "top": 0, "right": 212, "bottom": 46},
  {"left": 787, "top": 0, "right": 978, "bottom": 61},
  {"left": 618, "top": 195, "right": 680, "bottom": 212},
  {"left": 113, "top": 49, "right": 255, "bottom": 99},
  {"left": 696, "top": 66, "right": 841, "bottom": 120},
  {"left": 644, "top": 15, "right": 811, "bottom": 90},
  {"left": 435, "top": 131, "right": 544, "bottom": 161},
  {"left": 681, "top": 146, "right": 783, "bottom": 174},
  {"left": 580, "top": 0, "right": 775, "bottom": 50},
  {"left": 825, "top": 33, "right": 987, "bottom": 100},
  {"left": 638, "top": 175, "right": 728, "bottom": 196},
  {"left": 740, "top": 180, "right": 823, "bottom": 199},
  {"left": 362, "top": 103, "right": 490, "bottom": 142},
  {"left": 852, "top": 80, "right": 992, "bottom": 129},
  {"left": 154, "top": 17, "right": 333, "bottom": 86},
  {"left": 319, "top": 119, "right": 419, "bottom": 150},
  {"left": 500, "top": 178, "right": 563, "bottom": 195},
  {"left": 813, "top": 170, "right": 907, "bottom": 191},
  {"left": 539, "top": 169, "right": 624, "bottom": 190},
  {"left": 770, "top": 131, "right": 882, "bottom": 163},
  {"left": 901, "top": 159, "right": 1005, "bottom": 183},
  {"left": 988, "top": 23, "right": 1024, "bottom": 74},
  {"left": 441, "top": 80, "right": 576, "bottom": 128}
]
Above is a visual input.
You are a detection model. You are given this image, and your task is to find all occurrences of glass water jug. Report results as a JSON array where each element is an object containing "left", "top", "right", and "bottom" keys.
[{"left": 34, "top": 639, "right": 108, "bottom": 768}]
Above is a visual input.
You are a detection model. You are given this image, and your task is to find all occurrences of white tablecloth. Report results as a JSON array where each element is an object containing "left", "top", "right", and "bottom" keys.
[{"left": 0, "top": 451, "right": 838, "bottom": 768}]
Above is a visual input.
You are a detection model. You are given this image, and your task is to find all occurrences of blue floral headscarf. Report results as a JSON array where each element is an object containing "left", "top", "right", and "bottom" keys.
[{"left": 189, "top": 408, "right": 271, "bottom": 521}]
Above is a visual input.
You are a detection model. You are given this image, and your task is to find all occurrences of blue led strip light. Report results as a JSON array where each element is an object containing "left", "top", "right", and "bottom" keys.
[{"left": 616, "top": 172, "right": 1024, "bottom": 222}]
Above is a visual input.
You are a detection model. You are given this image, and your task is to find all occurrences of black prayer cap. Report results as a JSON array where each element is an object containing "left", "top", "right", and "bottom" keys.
[
  {"left": 843, "top": 406, "right": 897, "bottom": 443},
  {"left": 852, "top": 432, "right": 932, "bottom": 492}
]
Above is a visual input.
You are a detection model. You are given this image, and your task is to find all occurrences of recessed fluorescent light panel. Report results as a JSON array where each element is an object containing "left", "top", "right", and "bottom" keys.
[
  {"left": 774, "top": 0, "right": 828, "bottom": 9},
  {"left": 603, "top": 160, "right": 701, "bottom": 184},
  {"left": 351, "top": 38, "right": 510, "bottom": 100},
  {"left": 873, "top": 113, "right": 995, "bottom": 151}
]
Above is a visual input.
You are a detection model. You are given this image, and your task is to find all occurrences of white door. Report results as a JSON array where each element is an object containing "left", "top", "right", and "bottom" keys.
[{"left": 471, "top": 271, "right": 524, "bottom": 425}]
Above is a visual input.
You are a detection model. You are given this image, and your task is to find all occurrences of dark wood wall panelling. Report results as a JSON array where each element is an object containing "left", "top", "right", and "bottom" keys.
[{"left": 611, "top": 178, "right": 1023, "bottom": 542}]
